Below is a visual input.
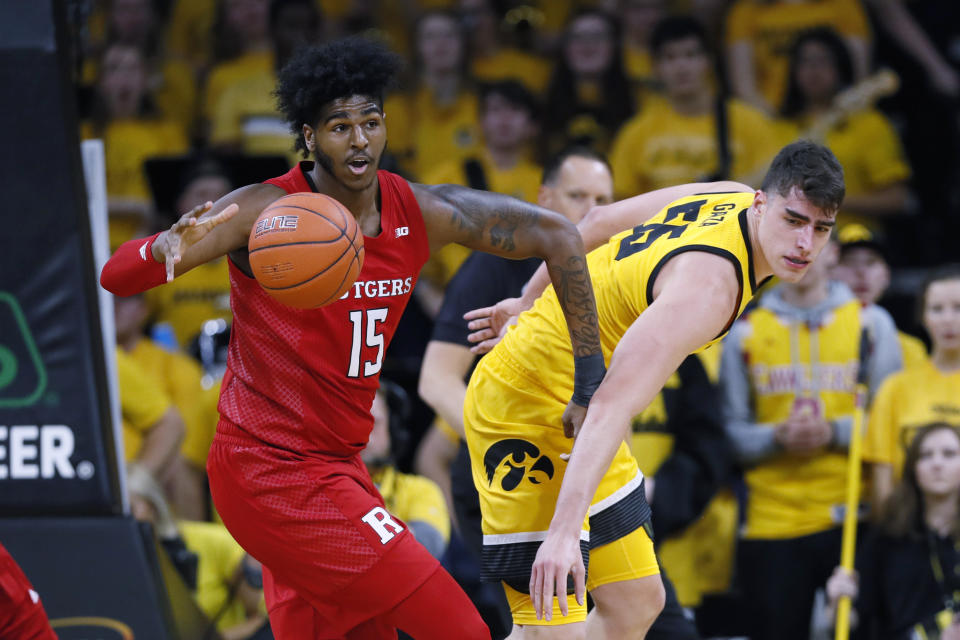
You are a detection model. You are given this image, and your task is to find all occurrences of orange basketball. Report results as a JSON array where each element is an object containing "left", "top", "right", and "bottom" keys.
[{"left": 248, "top": 193, "right": 365, "bottom": 309}]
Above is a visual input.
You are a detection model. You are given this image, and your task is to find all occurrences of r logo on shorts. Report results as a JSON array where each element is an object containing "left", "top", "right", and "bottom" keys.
[{"left": 362, "top": 506, "right": 404, "bottom": 544}]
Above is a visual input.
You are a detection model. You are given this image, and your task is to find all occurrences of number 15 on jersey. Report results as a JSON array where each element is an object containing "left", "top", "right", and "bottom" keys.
[{"left": 347, "top": 308, "right": 387, "bottom": 378}]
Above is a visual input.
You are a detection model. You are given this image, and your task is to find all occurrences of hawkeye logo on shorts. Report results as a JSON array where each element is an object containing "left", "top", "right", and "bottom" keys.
[{"left": 483, "top": 439, "right": 554, "bottom": 492}]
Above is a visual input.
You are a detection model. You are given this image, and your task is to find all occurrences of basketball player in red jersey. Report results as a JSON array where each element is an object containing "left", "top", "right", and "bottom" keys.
[
  {"left": 100, "top": 38, "right": 604, "bottom": 639},
  {"left": 0, "top": 542, "right": 57, "bottom": 640}
]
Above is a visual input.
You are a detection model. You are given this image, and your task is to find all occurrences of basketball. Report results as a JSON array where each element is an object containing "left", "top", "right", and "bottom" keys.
[{"left": 248, "top": 193, "right": 365, "bottom": 309}]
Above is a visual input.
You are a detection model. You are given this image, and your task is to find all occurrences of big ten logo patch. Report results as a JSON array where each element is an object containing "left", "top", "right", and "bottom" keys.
[
  {"left": 483, "top": 439, "right": 555, "bottom": 492},
  {"left": 361, "top": 506, "right": 404, "bottom": 544}
]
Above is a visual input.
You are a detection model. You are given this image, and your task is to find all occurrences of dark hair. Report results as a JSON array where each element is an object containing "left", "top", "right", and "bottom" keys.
[
  {"left": 917, "top": 264, "right": 960, "bottom": 326},
  {"left": 541, "top": 146, "right": 611, "bottom": 185},
  {"left": 409, "top": 10, "right": 469, "bottom": 85},
  {"left": 780, "top": 27, "right": 854, "bottom": 118},
  {"left": 544, "top": 9, "right": 633, "bottom": 152},
  {"left": 269, "top": 0, "right": 320, "bottom": 28},
  {"left": 760, "top": 140, "right": 845, "bottom": 212},
  {"left": 478, "top": 80, "right": 539, "bottom": 118},
  {"left": 275, "top": 37, "right": 402, "bottom": 157},
  {"left": 882, "top": 422, "right": 960, "bottom": 539},
  {"left": 650, "top": 16, "right": 709, "bottom": 58}
]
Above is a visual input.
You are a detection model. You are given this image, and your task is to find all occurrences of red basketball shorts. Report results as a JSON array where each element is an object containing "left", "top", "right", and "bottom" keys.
[
  {"left": 208, "top": 420, "right": 440, "bottom": 638},
  {"left": 0, "top": 543, "right": 57, "bottom": 640}
]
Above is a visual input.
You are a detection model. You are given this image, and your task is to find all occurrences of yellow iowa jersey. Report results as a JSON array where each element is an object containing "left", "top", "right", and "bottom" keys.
[
  {"left": 740, "top": 300, "right": 863, "bottom": 539},
  {"left": 499, "top": 192, "right": 763, "bottom": 400},
  {"left": 865, "top": 359, "right": 960, "bottom": 476}
]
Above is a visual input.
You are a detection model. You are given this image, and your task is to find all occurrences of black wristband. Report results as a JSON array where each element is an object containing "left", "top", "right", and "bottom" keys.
[{"left": 571, "top": 352, "right": 606, "bottom": 407}]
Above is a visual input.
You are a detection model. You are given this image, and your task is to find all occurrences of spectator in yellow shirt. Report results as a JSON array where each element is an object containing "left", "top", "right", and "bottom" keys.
[
  {"left": 201, "top": 0, "right": 274, "bottom": 133},
  {"left": 127, "top": 463, "right": 267, "bottom": 639},
  {"left": 116, "top": 294, "right": 215, "bottom": 520},
  {"left": 724, "top": 0, "right": 871, "bottom": 114},
  {"left": 81, "top": 43, "right": 189, "bottom": 249},
  {"left": 619, "top": 0, "right": 667, "bottom": 105},
  {"left": 609, "top": 17, "right": 778, "bottom": 199},
  {"left": 383, "top": 10, "right": 480, "bottom": 180},
  {"left": 209, "top": 0, "right": 324, "bottom": 164},
  {"left": 777, "top": 28, "right": 911, "bottom": 231},
  {"left": 832, "top": 223, "right": 928, "bottom": 369},
  {"left": 865, "top": 265, "right": 960, "bottom": 505},
  {"left": 115, "top": 347, "right": 184, "bottom": 483},
  {"left": 83, "top": 0, "right": 198, "bottom": 134},
  {"left": 143, "top": 158, "right": 234, "bottom": 347},
  {"left": 420, "top": 80, "right": 543, "bottom": 308},
  {"left": 458, "top": 0, "right": 551, "bottom": 95}
]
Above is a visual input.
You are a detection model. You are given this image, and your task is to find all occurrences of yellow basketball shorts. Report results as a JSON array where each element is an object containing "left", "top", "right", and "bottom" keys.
[{"left": 464, "top": 349, "right": 660, "bottom": 625}]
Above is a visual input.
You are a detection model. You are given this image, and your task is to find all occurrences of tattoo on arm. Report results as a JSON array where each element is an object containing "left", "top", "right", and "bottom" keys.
[
  {"left": 550, "top": 255, "right": 602, "bottom": 357},
  {"left": 438, "top": 185, "right": 540, "bottom": 253}
]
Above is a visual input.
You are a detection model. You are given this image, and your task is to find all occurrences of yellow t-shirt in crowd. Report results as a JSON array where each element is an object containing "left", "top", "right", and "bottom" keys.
[
  {"left": 143, "top": 258, "right": 232, "bottom": 347},
  {"left": 372, "top": 466, "right": 451, "bottom": 544},
  {"left": 202, "top": 50, "right": 274, "bottom": 123},
  {"left": 725, "top": 0, "right": 871, "bottom": 109},
  {"left": 738, "top": 300, "right": 864, "bottom": 539},
  {"left": 899, "top": 331, "right": 928, "bottom": 371},
  {"left": 127, "top": 340, "right": 218, "bottom": 470},
  {"left": 864, "top": 359, "right": 960, "bottom": 476},
  {"left": 623, "top": 43, "right": 658, "bottom": 106},
  {"left": 774, "top": 109, "right": 911, "bottom": 230},
  {"left": 165, "top": 0, "right": 218, "bottom": 70},
  {"left": 80, "top": 119, "right": 189, "bottom": 202},
  {"left": 178, "top": 520, "right": 251, "bottom": 631},
  {"left": 471, "top": 48, "right": 552, "bottom": 95},
  {"left": 209, "top": 69, "right": 299, "bottom": 166},
  {"left": 383, "top": 87, "right": 479, "bottom": 180},
  {"left": 421, "top": 152, "right": 543, "bottom": 287},
  {"left": 609, "top": 99, "right": 778, "bottom": 199},
  {"left": 117, "top": 347, "right": 172, "bottom": 462}
]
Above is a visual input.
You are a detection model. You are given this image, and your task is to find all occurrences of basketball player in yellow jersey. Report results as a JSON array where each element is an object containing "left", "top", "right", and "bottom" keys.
[{"left": 462, "top": 141, "right": 846, "bottom": 639}]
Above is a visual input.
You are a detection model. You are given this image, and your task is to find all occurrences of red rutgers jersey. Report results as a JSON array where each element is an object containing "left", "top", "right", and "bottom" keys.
[{"left": 218, "top": 163, "right": 429, "bottom": 456}]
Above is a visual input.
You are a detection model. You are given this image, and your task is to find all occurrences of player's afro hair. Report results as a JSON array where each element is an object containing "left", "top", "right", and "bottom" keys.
[{"left": 275, "top": 37, "right": 402, "bottom": 157}]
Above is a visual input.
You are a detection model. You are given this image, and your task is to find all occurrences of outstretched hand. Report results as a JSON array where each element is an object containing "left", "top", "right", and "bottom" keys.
[
  {"left": 529, "top": 529, "right": 585, "bottom": 621},
  {"left": 464, "top": 296, "right": 528, "bottom": 354},
  {"left": 155, "top": 201, "right": 239, "bottom": 282}
]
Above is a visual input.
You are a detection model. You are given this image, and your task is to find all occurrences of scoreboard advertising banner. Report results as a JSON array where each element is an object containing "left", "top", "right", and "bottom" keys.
[{"left": 0, "top": 1, "right": 121, "bottom": 514}]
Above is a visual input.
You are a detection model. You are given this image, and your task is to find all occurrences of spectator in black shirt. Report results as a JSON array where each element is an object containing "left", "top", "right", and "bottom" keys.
[{"left": 826, "top": 422, "right": 960, "bottom": 639}]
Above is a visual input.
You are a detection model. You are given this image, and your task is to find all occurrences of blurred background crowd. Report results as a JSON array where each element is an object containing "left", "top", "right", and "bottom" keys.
[{"left": 68, "top": 0, "right": 960, "bottom": 638}]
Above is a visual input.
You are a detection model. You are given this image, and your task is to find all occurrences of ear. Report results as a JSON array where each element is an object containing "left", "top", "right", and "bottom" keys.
[
  {"left": 303, "top": 124, "right": 316, "bottom": 152},
  {"left": 753, "top": 190, "right": 767, "bottom": 217},
  {"left": 536, "top": 185, "right": 553, "bottom": 210}
]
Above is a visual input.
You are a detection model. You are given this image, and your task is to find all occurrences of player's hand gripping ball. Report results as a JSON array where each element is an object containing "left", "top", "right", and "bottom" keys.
[{"left": 249, "top": 193, "right": 365, "bottom": 308}]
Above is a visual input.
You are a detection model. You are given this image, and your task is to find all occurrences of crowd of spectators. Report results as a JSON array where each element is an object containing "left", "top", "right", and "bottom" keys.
[{"left": 73, "top": 0, "right": 960, "bottom": 637}]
